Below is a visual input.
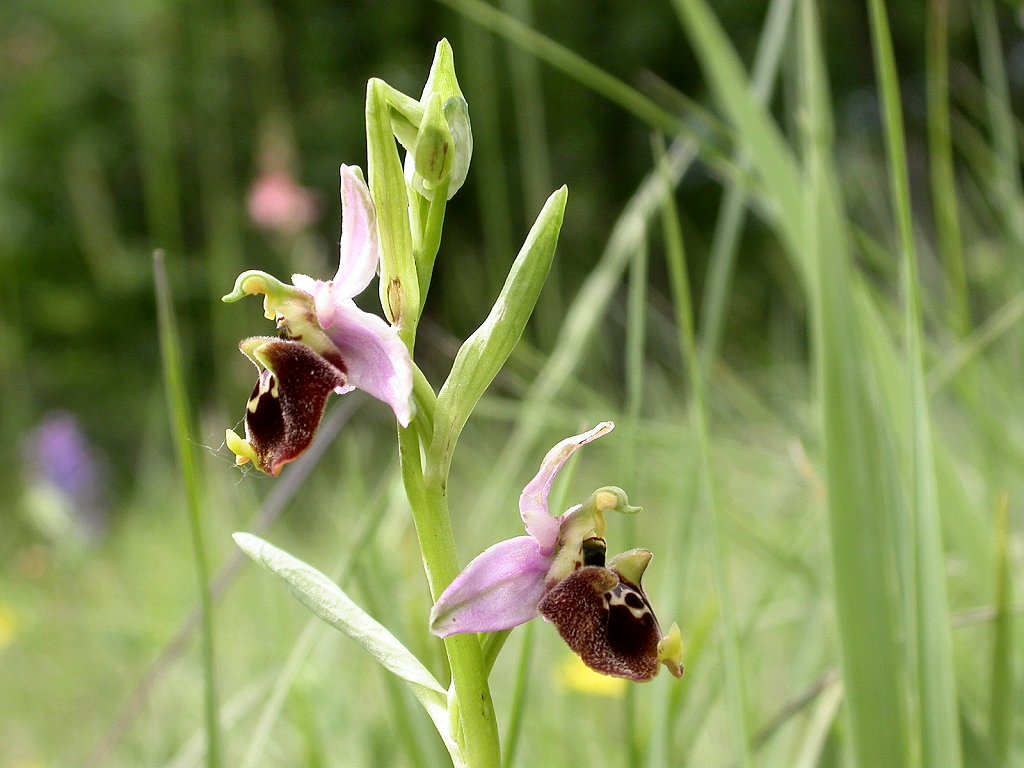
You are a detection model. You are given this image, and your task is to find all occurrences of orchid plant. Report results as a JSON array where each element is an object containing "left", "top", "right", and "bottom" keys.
[{"left": 229, "top": 40, "right": 683, "bottom": 768}]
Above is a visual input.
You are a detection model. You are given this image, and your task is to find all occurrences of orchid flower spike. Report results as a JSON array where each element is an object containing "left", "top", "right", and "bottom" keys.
[
  {"left": 223, "top": 165, "right": 413, "bottom": 476},
  {"left": 429, "top": 422, "right": 684, "bottom": 682}
]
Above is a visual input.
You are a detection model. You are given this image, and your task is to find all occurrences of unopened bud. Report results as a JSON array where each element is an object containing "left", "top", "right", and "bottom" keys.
[{"left": 405, "top": 39, "right": 472, "bottom": 200}]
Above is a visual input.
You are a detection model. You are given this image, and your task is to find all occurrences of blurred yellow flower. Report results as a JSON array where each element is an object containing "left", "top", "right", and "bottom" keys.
[
  {"left": 556, "top": 653, "right": 627, "bottom": 697},
  {"left": 0, "top": 601, "right": 17, "bottom": 650}
]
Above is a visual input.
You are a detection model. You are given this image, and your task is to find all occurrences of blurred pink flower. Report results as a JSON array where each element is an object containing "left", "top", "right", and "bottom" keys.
[{"left": 247, "top": 169, "right": 318, "bottom": 234}]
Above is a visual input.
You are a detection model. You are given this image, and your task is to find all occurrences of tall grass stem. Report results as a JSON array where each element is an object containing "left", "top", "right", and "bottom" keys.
[
  {"left": 153, "top": 251, "right": 222, "bottom": 768},
  {"left": 656, "top": 135, "right": 752, "bottom": 767}
]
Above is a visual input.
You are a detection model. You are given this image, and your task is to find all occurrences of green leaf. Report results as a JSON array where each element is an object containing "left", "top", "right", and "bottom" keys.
[
  {"left": 868, "top": 0, "right": 963, "bottom": 764},
  {"left": 430, "top": 186, "right": 567, "bottom": 475},
  {"left": 799, "top": 1, "right": 912, "bottom": 763},
  {"left": 232, "top": 532, "right": 457, "bottom": 760}
]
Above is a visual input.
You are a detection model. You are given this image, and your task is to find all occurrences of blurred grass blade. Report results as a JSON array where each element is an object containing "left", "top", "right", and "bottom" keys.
[
  {"left": 500, "top": 0, "right": 562, "bottom": 346},
  {"left": 431, "top": 186, "right": 566, "bottom": 475},
  {"left": 793, "top": 680, "right": 843, "bottom": 768},
  {"left": 990, "top": 494, "right": 1014, "bottom": 764},
  {"left": 437, "top": 0, "right": 688, "bottom": 140},
  {"left": 927, "top": 291, "right": 1024, "bottom": 393},
  {"left": 622, "top": 225, "right": 647, "bottom": 767},
  {"left": 649, "top": 600, "right": 717, "bottom": 767},
  {"left": 655, "top": 134, "right": 752, "bottom": 767},
  {"left": 671, "top": 0, "right": 925, "bottom": 761},
  {"left": 153, "top": 250, "right": 222, "bottom": 768},
  {"left": 868, "top": 0, "right": 962, "bottom": 764},
  {"left": 698, "top": 0, "right": 794, "bottom": 364},
  {"left": 671, "top": 0, "right": 805, "bottom": 263},
  {"left": 798, "top": 0, "right": 911, "bottom": 763},
  {"left": 232, "top": 532, "right": 458, "bottom": 760},
  {"left": 500, "top": 620, "right": 536, "bottom": 768},
  {"left": 167, "top": 679, "right": 271, "bottom": 768},
  {"left": 973, "top": 0, "right": 1024, "bottom": 251},
  {"left": 437, "top": 0, "right": 746, "bottom": 190},
  {"left": 457, "top": 18, "right": 515, "bottom": 301},
  {"left": 925, "top": 0, "right": 969, "bottom": 336},
  {"left": 357, "top": 551, "right": 440, "bottom": 768},
  {"left": 241, "top": 617, "right": 327, "bottom": 768}
]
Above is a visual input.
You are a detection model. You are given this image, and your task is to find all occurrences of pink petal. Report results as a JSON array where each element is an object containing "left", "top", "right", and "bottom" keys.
[
  {"left": 290, "top": 165, "right": 379, "bottom": 302},
  {"left": 519, "top": 422, "right": 615, "bottom": 555},
  {"left": 314, "top": 297, "right": 413, "bottom": 426},
  {"left": 429, "top": 536, "right": 551, "bottom": 637}
]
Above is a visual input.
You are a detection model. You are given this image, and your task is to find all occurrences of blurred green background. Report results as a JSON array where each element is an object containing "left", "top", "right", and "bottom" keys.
[
  {"left": 2, "top": 0, "right": 1022, "bottom": 766},
  {"left": 1, "top": 0, "right": 963, "bottom": 480}
]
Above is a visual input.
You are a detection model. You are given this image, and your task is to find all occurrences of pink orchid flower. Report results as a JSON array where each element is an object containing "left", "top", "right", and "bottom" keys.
[
  {"left": 430, "top": 422, "right": 684, "bottom": 681},
  {"left": 224, "top": 165, "right": 413, "bottom": 476}
]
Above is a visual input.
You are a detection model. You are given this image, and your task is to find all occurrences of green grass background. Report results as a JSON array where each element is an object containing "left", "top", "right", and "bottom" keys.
[{"left": 1, "top": 0, "right": 1022, "bottom": 765}]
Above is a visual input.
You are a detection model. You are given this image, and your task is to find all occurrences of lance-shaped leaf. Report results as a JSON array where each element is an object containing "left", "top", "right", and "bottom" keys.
[
  {"left": 233, "top": 533, "right": 458, "bottom": 760},
  {"left": 430, "top": 186, "right": 567, "bottom": 473}
]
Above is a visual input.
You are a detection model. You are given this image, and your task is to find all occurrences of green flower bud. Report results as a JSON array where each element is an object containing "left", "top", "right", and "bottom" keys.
[
  {"left": 404, "top": 39, "right": 472, "bottom": 200},
  {"left": 411, "top": 92, "right": 455, "bottom": 196}
]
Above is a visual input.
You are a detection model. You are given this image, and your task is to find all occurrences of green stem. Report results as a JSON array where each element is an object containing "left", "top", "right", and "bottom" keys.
[
  {"left": 413, "top": 363, "right": 438, "bottom": 445},
  {"left": 481, "top": 630, "right": 511, "bottom": 674},
  {"left": 378, "top": 63, "right": 500, "bottom": 763},
  {"left": 398, "top": 426, "right": 500, "bottom": 767},
  {"left": 153, "top": 251, "right": 222, "bottom": 768},
  {"left": 417, "top": 179, "right": 451, "bottom": 305}
]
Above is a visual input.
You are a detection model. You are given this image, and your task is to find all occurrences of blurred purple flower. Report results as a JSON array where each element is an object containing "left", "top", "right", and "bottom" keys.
[{"left": 22, "top": 411, "right": 108, "bottom": 541}]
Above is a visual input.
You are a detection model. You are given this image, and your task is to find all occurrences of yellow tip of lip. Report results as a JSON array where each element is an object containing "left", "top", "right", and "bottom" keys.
[
  {"left": 225, "top": 429, "right": 258, "bottom": 468},
  {"left": 657, "top": 622, "right": 685, "bottom": 678}
]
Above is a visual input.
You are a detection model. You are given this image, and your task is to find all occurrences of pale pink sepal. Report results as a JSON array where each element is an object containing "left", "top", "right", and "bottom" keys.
[{"left": 429, "top": 536, "right": 550, "bottom": 637}]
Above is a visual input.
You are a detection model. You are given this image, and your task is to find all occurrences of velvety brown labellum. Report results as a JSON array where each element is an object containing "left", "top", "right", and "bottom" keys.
[
  {"left": 539, "top": 565, "right": 663, "bottom": 682},
  {"left": 243, "top": 338, "right": 346, "bottom": 475}
]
